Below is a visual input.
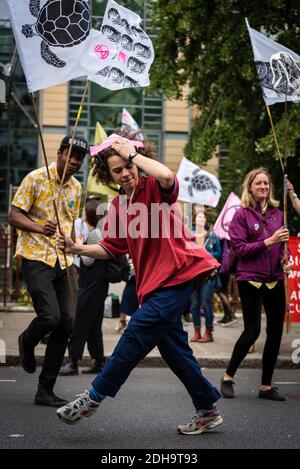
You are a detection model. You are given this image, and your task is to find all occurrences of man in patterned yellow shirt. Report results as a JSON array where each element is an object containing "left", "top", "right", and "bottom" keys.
[{"left": 8, "top": 135, "right": 88, "bottom": 407}]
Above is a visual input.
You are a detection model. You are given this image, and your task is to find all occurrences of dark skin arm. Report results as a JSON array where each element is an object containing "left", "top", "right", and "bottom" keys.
[
  {"left": 71, "top": 221, "right": 76, "bottom": 242},
  {"left": 8, "top": 205, "right": 57, "bottom": 237}
]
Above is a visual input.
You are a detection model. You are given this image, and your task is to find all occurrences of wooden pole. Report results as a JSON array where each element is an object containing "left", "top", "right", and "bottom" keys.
[
  {"left": 56, "top": 79, "right": 89, "bottom": 211},
  {"left": 283, "top": 95, "right": 290, "bottom": 333},
  {"left": 266, "top": 103, "right": 290, "bottom": 333},
  {"left": 266, "top": 106, "right": 284, "bottom": 172}
]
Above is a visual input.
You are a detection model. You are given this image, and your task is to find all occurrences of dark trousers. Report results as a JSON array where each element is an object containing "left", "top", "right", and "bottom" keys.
[
  {"left": 68, "top": 277, "right": 109, "bottom": 361},
  {"left": 226, "top": 281, "right": 285, "bottom": 385},
  {"left": 92, "top": 279, "right": 221, "bottom": 410},
  {"left": 22, "top": 259, "right": 74, "bottom": 391}
]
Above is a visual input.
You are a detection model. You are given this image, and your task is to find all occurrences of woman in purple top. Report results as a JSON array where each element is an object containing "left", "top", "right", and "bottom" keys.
[{"left": 220, "top": 168, "right": 291, "bottom": 401}]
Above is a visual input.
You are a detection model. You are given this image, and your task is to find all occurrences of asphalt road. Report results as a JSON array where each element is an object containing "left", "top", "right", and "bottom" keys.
[{"left": 0, "top": 367, "right": 300, "bottom": 450}]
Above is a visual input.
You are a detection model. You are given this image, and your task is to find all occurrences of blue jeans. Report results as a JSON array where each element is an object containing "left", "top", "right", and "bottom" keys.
[
  {"left": 92, "top": 279, "right": 221, "bottom": 410},
  {"left": 191, "top": 279, "right": 214, "bottom": 329}
]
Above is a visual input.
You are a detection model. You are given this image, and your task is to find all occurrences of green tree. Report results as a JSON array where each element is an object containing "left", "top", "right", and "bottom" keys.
[{"left": 150, "top": 0, "right": 300, "bottom": 232}]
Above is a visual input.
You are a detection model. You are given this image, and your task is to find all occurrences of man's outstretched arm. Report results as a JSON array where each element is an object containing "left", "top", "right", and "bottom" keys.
[{"left": 57, "top": 232, "right": 112, "bottom": 260}]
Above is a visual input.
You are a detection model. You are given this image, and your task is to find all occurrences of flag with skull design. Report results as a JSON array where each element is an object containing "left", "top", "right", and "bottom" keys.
[{"left": 246, "top": 18, "right": 300, "bottom": 105}]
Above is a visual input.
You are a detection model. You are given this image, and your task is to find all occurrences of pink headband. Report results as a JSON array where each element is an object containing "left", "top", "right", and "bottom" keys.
[{"left": 90, "top": 133, "right": 144, "bottom": 156}]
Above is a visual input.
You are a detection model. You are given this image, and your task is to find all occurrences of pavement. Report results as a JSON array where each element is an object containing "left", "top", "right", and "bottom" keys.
[{"left": 1, "top": 305, "right": 300, "bottom": 368}]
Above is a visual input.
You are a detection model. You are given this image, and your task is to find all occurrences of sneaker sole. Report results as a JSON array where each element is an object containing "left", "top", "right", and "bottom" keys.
[
  {"left": 56, "top": 411, "right": 82, "bottom": 425},
  {"left": 178, "top": 415, "right": 223, "bottom": 435}
]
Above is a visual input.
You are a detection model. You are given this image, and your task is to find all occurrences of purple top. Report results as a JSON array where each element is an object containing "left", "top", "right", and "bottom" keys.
[{"left": 228, "top": 204, "right": 284, "bottom": 282}]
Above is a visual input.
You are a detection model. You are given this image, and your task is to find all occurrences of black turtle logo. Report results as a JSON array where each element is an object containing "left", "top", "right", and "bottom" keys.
[
  {"left": 22, "top": 0, "right": 90, "bottom": 68},
  {"left": 184, "top": 169, "right": 218, "bottom": 197}
]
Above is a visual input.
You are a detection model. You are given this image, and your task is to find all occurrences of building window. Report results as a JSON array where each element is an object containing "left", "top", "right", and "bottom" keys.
[{"left": 0, "top": 19, "right": 38, "bottom": 214}]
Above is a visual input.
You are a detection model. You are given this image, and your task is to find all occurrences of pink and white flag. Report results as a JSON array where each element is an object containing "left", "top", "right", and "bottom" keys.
[
  {"left": 121, "top": 108, "right": 144, "bottom": 140},
  {"left": 214, "top": 192, "right": 241, "bottom": 240},
  {"left": 86, "top": 0, "right": 154, "bottom": 90}
]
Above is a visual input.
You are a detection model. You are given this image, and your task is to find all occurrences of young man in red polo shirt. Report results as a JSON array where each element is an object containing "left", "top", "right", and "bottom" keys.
[{"left": 56, "top": 134, "right": 223, "bottom": 435}]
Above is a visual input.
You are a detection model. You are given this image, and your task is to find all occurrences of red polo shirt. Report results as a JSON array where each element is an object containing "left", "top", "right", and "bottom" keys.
[{"left": 100, "top": 176, "right": 219, "bottom": 304}]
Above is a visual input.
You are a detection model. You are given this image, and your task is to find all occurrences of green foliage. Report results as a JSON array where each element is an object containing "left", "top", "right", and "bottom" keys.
[{"left": 150, "top": 0, "right": 300, "bottom": 233}]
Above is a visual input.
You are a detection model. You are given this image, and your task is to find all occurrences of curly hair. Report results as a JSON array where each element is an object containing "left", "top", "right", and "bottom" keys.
[{"left": 90, "top": 127, "right": 157, "bottom": 187}]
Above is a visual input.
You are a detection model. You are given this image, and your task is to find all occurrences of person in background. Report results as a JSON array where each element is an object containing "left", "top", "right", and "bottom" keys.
[
  {"left": 56, "top": 132, "right": 223, "bottom": 435},
  {"left": 220, "top": 168, "right": 291, "bottom": 401},
  {"left": 60, "top": 197, "right": 108, "bottom": 376},
  {"left": 73, "top": 208, "right": 90, "bottom": 274},
  {"left": 287, "top": 180, "right": 300, "bottom": 216},
  {"left": 41, "top": 200, "right": 92, "bottom": 347},
  {"left": 114, "top": 256, "right": 139, "bottom": 333},
  {"left": 8, "top": 135, "right": 88, "bottom": 406},
  {"left": 190, "top": 223, "right": 222, "bottom": 343},
  {"left": 216, "top": 239, "right": 238, "bottom": 326}
]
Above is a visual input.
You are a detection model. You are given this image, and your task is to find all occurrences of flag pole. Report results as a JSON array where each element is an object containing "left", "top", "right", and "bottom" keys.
[
  {"left": 283, "top": 91, "right": 291, "bottom": 333},
  {"left": 266, "top": 103, "right": 290, "bottom": 333},
  {"left": 266, "top": 106, "right": 284, "bottom": 172},
  {"left": 30, "top": 93, "right": 75, "bottom": 304},
  {"left": 56, "top": 79, "right": 89, "bottom": 211}
]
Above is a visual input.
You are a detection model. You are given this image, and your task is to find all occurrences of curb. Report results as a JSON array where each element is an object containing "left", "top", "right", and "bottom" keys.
[{"left": 2, "top": 355, "right": 299, "bottom": 369}]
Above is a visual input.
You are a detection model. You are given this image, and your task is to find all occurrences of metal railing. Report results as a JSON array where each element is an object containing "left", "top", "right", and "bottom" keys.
[{"left": 0, "top": 223, "right": 31, "bottom": 307}]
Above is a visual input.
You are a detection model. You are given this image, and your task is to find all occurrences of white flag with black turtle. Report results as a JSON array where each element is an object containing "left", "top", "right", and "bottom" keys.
[
  {"left": 177, "top": 157, "right": 222, "bottom": 208},
  {"left": 246, "top": 18, "right": 300, "bottom": 105},
  {"left": 83, "top": 0, "right": 154, "bottom": 90},
  {"left": 6, "top": 0, "right": 92, "bottom": 92}
]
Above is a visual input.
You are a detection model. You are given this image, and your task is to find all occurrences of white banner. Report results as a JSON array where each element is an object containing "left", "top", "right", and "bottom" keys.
[
  {"left": 86, "top": 0, "right": 154, "bottom": 90},
  {"left": 6, "top": 0, "right": 93, "bottom": 93},
  {"left": 246, "top": 18, "right": 300, "bottom": 105},
  {"left": 177, "top": 157, "right": 222, "bottom": 208},
  {"left": 121, "top": 107, "right": 139, "bottom": 130},
  {"left": 121, "top": 107, "right": 144, "bottom": 140},
  {"left": 6, "top": 0, "right": 154, "bottom": 93}
]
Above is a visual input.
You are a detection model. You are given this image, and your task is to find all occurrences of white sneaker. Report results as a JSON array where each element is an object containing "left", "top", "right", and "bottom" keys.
[
  {"left": 56, "top": 390, "right": 99, "bottom": 425},
  {"left": 177, "top": 406, "right": 223, "bottom": 435}
]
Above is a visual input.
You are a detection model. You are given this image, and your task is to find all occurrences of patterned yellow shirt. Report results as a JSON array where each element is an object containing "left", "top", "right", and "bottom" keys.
[{"left": 12, "top": 162, "right": 82, "bottom": 268}]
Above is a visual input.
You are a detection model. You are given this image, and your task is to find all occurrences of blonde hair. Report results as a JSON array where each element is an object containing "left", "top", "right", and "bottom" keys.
[{"left": 240, "top": 167, "right": 279, "bottom": 208}]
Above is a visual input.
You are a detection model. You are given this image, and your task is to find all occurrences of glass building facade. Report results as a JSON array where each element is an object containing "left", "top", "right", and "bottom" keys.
[{"left": 0, "top": 16, "right": 38, "bottom": 214}]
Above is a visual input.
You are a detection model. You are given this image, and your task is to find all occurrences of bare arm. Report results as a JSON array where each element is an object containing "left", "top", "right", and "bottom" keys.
[
  {"left": 57, "top": 232, "right": 111, "bottom": 260},
  {"left": 71, "top": 221, "right": 76, "bottom": 242},
  {"left": 287, "top": 180, "right": 300, "bottom": 216},
  {"left": 111, "top": 139, "right": 174, "bottom": 189},
  {"left": 8, "top": 205, "right": 57, "bottom": 237}
]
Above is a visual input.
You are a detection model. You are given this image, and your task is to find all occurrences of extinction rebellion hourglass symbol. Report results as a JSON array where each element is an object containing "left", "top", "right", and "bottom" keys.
[{"left": 94, "top": 44, "right": 110, "bottom": 60}]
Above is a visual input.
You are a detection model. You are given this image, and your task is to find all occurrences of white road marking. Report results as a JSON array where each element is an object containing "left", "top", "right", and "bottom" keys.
[{"left": 274, "top": 382, "right": 300, "bottom": 385}]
